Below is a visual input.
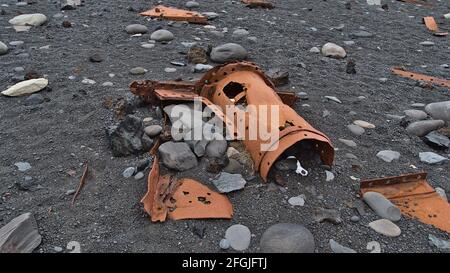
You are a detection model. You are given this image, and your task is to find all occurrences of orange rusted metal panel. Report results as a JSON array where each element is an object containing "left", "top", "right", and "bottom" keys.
[
  {"left": 361, "top": 172, "right": 450, "bottom": 234},
  {"left": 391, "top": 67, "right": 450, "bottom": 88},
  {"left": 141, "top": 156, "right": 233, "bottom": 222},
  {"left": 140, "top": 5, "right": 208, "bottom": 24},
  {"left": 423, "top": 16, "right": 448, "bottom": 36},
  {"left": 131, "top": 61, "right": 334, "bottom": 183}
]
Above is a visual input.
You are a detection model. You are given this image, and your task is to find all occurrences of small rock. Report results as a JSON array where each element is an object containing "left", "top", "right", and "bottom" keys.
[
  {"left": 266, "top": 68, "right": 289, "bottom": 86},
  {"left": 144, "top": 125, "right": 162, "bottom": 137},
  {"left": 425, "top": 101, "right": 450, "bottom": 121},
  {"left": 404, "top": 109, "right": 427, "bottom": 120},
  {"left": 65, "top": 189, "right": 76, "bottom": 196},
  {"left": 193, "top": 63, "right": 213, "bottom": 73},
  {"left": 376, "top": 150, "right": 400, "bottom": 163},
  {"left": 134, "top": 172, "right": 144, "bottom": 180},
  {"left": 205, "top": 140, "right": 228, "bottom": 158},
  {"left": 324, "top": 96, "right": 342, "bottom": 103},
  {"left": 351, "top": 31, "right": 373, "bottom": 38},
  {"left": 150, "top": 29, "right": 174, "bottom": 42},
  {"left": 0, "top": 213, "right": 42, "bottom": 253},
  {"left": 347, "top": 124, "right": 365, "bottom": 135},
  {"left": 164, "top": 67, "right": 177, "bottom": 73},
  {"left": 24, "top": 93, "right": 45, "bottom": 106},
  {"left": 187, "top": 46, "right": 208, "bottom": 64},
  {"left": 186, "top": 1, "right": 200, "bottom": 8},
  {"left": 363, "top": 192, "right": 401, "bottom": 221},
  {"left": 369, "top": 219, "right": 401, "bottom": 237},
  {"left": 2, "top": 78, "right": 48, "bottom": 97},
  {"left": 54, "top": 246, "right": 63, "bottom": 253},
  {"left": 129, "top": 67, "right": 147, "bottom": 75},
  {"left": 313, "top": 208, "right": 342, "bottom": 224},
  {"left": 259, "top": 223, "right": 315, "bottom": 253},
  {"left": 122, "top": 167, "right": 135, "bottom": 178},
  {"left": 420, "top": 41, "right": 434, "bottom": 46},
  {"left": 346, "top": 59, "right": 357, "bottom": 74},
  {"left": 429, "top": 234, "right": 450, "bottom": 250},
  {"left": 423, "top": 131, "right": 450, "bottom": 149},
  {"left": 329, "top": 239, "right": 357, "bottom": 253},
  {"left": 125, "top": 24, "right": 148, "bottom": 34},
  {"left": 309, "top": 46, "right": 320, "bottom": 53},
  {"left": 158, "top": 141, "right": 198, "bottom": 171},
  {"left": 406, "top": 120, "right": 445, "bottom": 137},
  {"left": 141, "top": 43, "right": 155, "bottom": 49},
  {"left": 232, "top": 28, "right": 249, "bottom": 38},
  {"left": 102, "top": 81, "right": 114, "bottom": 87},
  {"left": 14, "top": 162, "right": 31, "bottom": 172},
  {"left": 0, "top": 41, "right": 8, "bottom": 55},
  {"left": 288, "top": 195, "right": 306, "bottom": 206},
  {"left": 9, "top": 13, "right": 47, "bottom": 26},
  {"left": 225, "top": 224, "right": 251, "bottom": 251},
  {"left": 419, "top": 152, "right": 447, "bottom": 165},
  {"left": 350, "top": 215, "right": 360, "bottom": 222},
  {"left": 212, "top": 172, "right": 246, "bottom": 193},
  {"left": 321, "top": 42, "right": 346, "bottom": 59},
  {"left": 210, "top": 43, "right": 247, "bottom": 63},
  {"left": 202, "top": 12, "right": 219, "bottom": 20},
  {"left": 219, "top": 239, "right": 230, "bottom": 250},
  {"left": 353, "top": 120, "right": 375, "bottom": 129},
  {"left": 339, "top": 138, "right": 357, "bottom": 148},
  {"left": 325, "top": 170, "right": 335, "bottom": 181},
  {"left": 89, "top": 53, "right": 103, "bottom": 63}
]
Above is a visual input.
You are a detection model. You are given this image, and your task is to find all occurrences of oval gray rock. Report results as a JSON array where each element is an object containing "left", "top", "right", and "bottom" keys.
[
  {"left": 150, "top": 29, "right": 174, "bottom": 42},
  {"left": 260, "top": 223, "right": 315, "bottom": 253},
  {"left": 225, "top": 224, "right": 251, "bottom": 251},
  {"left": 158, "top": 141, "right": 198, "bottom": 171},
  {"left": 425, "top": 101, "right": 450, "bottom": 121},
  {"left": 9, "top": 13, "right": 47, "bottom": 26},
  {"left": 363, "top": 192, "right": 401, "bottom": 221},
  {"left": 0, "top": 41, "right": 8, "bottom": 55},
  {"left": 210, "top": 43, "right": 248, "bottom": 63},
  {"left": 406, "top": 120, "right": 445, "bottom": 137},
  {"left": 125, "top": 24, "right": 148, "bottom": 34}
]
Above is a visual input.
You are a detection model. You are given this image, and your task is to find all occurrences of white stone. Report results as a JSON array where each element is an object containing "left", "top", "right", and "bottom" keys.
[
  {"left": 9, "top": 13, "right": 47, "bottom": 26},
  {"left": 2, "top": 78, "right": 48, "bottom": 97}
]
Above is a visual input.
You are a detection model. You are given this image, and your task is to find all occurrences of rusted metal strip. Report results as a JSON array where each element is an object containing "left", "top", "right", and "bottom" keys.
[
  {"left": 361, "top": 172, "right": 450, "bottom": 234},
  {"left": 242, "top": 0, "right": 274, "bottom": 9},
  {"left": 391, "top": 67, "right": 450, "bottom": 88},
  {"left": 140, "top": 5, "right": 208, "bottom": 24},
  {"left": 423, "top": 16, "right": 448, "bottom": 36},
  {"left": 71, "top": 162, "right": 88, "bottom": 207}
]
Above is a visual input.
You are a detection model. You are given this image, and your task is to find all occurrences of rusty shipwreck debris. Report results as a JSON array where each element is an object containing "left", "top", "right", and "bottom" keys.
[
  {"left": 71, "top": 162, "right": 89, "bottom": 208},
  {"left": 391, "top": 67, "right": 450, "bottom": 88},
  {"left": 131, "top": 61, "right": 334, "bottom": 182},
  {"left": 242, "top": 0, "right": 274, "bottom": 9},
  {"left": 423, "top": 16, "right": 448, "bottom": 36},
  {"left": 361, "top": 172, "right": 450, "bottom": 234},
  {"left": 141, "top": 156, "right": 233, "bottom": 222},
  {"left": 140, "top": 5, "right": 208, "bottom": 24}
]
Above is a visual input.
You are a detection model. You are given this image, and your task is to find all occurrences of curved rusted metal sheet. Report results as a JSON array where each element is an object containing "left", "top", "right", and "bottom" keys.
[
  {"left": 131, "top": 61, "right": 334, "bottom": 182},
  {"left": 140, "top": 5, "right": 208, "bottom": 24},
  {"left": 423, "top": 16, "right": 448, "bottom": 36},
  {"left": 361, "top": 172, "right": 450, "bottom": 234},
  {"left": 141, "top": 156, "right": 233, "bottom": 222},
  {"left": 195, "top": 61, "right": 334, "bottom": 181}
]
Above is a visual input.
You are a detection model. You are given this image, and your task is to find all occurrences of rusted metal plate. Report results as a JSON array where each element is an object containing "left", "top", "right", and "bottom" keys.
[
  {"left": 391, "top": 67, "right": 450, "bottom": 88},
  {"left": 140, "top": 157, "right": 233, "bottom": 222},
  {"left": 140, "top": 5, "right": 208, "bottom": 24},
  {"left": 131, "top": 61, "right": 334, "bottom": 183},
  {"left": 242, "top": 0, "right": 274, "bottom": 9},
  {"left": 361, "top": 172, "right": 450, "bottom": 234},
  {"left": 423, "top": 16, "right": 448, "bottom": 36}
]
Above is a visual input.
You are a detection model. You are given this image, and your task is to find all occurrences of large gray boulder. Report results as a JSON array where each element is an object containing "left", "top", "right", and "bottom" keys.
[
  {"left": 425, "top": 101, "right": 450, "bottom": 121},
  {"left": 210, "top": 43, "right": 248, "bottom": 63}
]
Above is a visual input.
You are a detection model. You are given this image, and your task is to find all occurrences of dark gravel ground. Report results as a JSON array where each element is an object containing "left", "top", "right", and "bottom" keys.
[{"left": 0, "top": 0, "right": 449, "bottom": 253}]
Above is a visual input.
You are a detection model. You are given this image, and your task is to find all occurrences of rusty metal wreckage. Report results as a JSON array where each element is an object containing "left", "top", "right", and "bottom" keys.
[{"left": 130, "top": 61, "right": 335, "bottom": 222}]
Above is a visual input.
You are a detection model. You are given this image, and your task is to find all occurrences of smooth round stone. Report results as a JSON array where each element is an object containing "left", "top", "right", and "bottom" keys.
[
  {"left": 9, "top": 13, "right": 47, "bottom": 26},
  {"left": 219, "top": 239, "right": 230, "bottom": 250},
  {"left": 134, "top": 172, "right": 144, "bottom": 180},
  {"left": 353, "top": 120, "right": 375, "bottom": 129},
  {"left": 376, "top": 150, "right": 400, "bottom": 163},
  {"left": 24, "top": 93, "right": 45, "bottom": 106},
  {"left": 102, "top": 81, "right": 114, "bottom": 87},
  {"left": 288, "top": 195, "right": 305, "bottom": 206},
  {"left": 425, "top": 101, "right": 450, "bottom": 121},
  {"left": 369, "top": 219, "right": 401, "bottom": 237},
  {"left": 309, "top": 47, "right": 320, "bottom": 53},
  {"left": 164, "top": 67, "right": 177, "bottom": 73},
  {"left": 232, "top": 28, "right": 249, "bottom": 38},
  {"left": 144, "top": 125, "right": 162, "bottom": 137},
  {"left": 129, "top": 67, "right": 147, "bottom": 75},
  {"left": 363, "top": 192, "right": 401, "bottom": 221},
  {"left": 141, "top": 43, "right": 155, "bottom": 49},
  {"left": 150, "top": 29, "right": 174, "bottom": 42},
  {"left": 406, "top": 120, "right": 445, "bottom": 137},
  {"left": 321, "top": 42, "right": 347, "bottom": 59},
  {"left": 122, "top": 167, "right": 135, "bottom": 178},
  {"left": 350, "top": 216, "right": 360, "bottom": 222},
  {"left": 0, "top": 41, "right": 8, "bottom": 55},
  {"left": 9, "top": 41, "right": 24, "bottom": 46},
  {"left": 210, "top": 43, "right": 248, "bottom": 63},
  {"left": 420, "top": 41, "right": 434, "bottom": 46},
  {"left": 125, "top": 24, "right": 148, "bottom": 34},
  {"left": 260, "top": 223, "right": 315, "bottom": 253},
  {"left": 225, "top": 224, "right": 251, "bottom": 251},
  {"left": 185, "top": 1, "right": 199, "bottom": 8},
  {"left": 347, "top": 124, "right": 365, "bottom": 135},
  {"left": 404, "top": 109, "right": 427, "bottom": 120},
  {"left": 338, "top": 138, "right": 357, "bottom": 147}
]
